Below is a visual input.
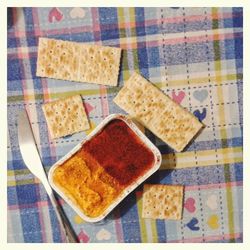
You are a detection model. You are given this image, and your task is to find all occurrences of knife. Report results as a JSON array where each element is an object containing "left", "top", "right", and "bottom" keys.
[{"left": 18, "top": 110, "right": 79, "bottom": 243}]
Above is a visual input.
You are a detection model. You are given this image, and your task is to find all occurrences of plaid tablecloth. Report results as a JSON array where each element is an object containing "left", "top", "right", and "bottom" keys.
[{"left": 7, "top": 7, "right": 243, "bottom": 243}]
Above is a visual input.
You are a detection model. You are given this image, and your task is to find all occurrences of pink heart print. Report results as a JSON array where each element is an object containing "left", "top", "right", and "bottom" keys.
[
  {"left": 48, "top": 8, "right": 64, "bottom": 23},
  {"left": 78, "top": 230, "right": 90, "bottom": 243},
  {"left": 171, "top": 90, "right": 185, "bottom": 104},
  {"left": 184, "top": 197, "right": 196, "bottom": 213},
  {"left": 84, "top": 102, "right": 95, "bottom": 115}
]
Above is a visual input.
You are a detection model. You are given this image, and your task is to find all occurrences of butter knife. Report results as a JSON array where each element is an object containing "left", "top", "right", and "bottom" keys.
[{"left": 18, "top": 110, "right": 78, "bottom": 243}]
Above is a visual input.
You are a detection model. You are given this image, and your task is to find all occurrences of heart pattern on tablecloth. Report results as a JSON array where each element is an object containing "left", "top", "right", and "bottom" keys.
[
  {"left": 193, "top": 89, "right": 208, "bottom": 103},
  {"left": 207, "top": 214, "right": 219, "bottom": 229},
  {"left": 74, "top": 214, "right": 84, "bottom": 224},
  {"left": 96, "top": 229, "right": 111, "bottom": 241},
  {"left": 84, "top": 102, "right": 95, "bottom": 115},
  {"left": 48, "top": 7, "right": 64, "bottom": 23},
  {"left": 78, "top": 230, "right": 90, "bottom": 243},
  {"left": 186, "top": 217, "right": 200, "bottom": 231},
  {"left": 206, "top": 194, "right": 218, "bottom": 210},
  {"left": 193, "top": 108, "right": 207, "bottom": 122},
  {"left": 184, "top": 197, "right": 196, "bottom": 213},
  {"left": 172, "top": 90, "right": 185, "bottom": 104},
  {"left": 70, "top": 7, "right": 86, "bottom": 19}
]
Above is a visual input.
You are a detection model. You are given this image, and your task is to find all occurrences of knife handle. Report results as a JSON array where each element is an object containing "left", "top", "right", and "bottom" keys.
[{"left": 49, "top": 192, "right": 79, "bottom": 243}]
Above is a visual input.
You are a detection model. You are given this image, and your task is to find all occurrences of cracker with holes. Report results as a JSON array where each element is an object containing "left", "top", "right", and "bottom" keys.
[
  {"left": 142, "top": 184, "right": 184, "bottom": 220},
  {"left": 36, "top": 37, "right": 121, "bottom": 86},
  {"left": 42, "top": 95, "right": 90, "bottom": 139},
  {"left": 113, "top": 72, "right": 203, "bottom": 152}
]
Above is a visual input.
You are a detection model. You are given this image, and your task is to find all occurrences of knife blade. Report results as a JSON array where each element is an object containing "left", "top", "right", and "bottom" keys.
[
  {"left": 18, "top": 110, "right": 78, "bottom": 243},
  {"left": 18, "top": 110, "right": 53, "bottom": 195}
]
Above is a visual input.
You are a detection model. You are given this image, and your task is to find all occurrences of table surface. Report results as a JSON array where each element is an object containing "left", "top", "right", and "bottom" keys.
[{"left": 7, "top": 7, "right": 243, "bottom": 243}]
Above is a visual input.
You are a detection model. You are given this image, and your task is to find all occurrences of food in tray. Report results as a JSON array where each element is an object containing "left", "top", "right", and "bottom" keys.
[
  {"left": 42, "top": 94, "right": 89, "bottom": 139},
  {"left": 36, "top": 37, "right": 121, "bottom": 86},
  {"left": 52, "top": 150, "right": 123, "bottom": 218},
  {"left": 113, "top": 72, "right": 203, "bottom": 152},
  {"left": 49, "top": 116, "right": 161, "bottom": 220},
  {"left": 142, "top": 184, "right": 184, "bottom": 220}
]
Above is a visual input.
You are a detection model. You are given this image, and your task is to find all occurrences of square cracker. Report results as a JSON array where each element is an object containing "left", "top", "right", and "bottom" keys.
[
  {"left": 142, "top": 184, "right": 184, "bottom": 220},
  {"left": 42, "top": 95, "right": 90, "bottom": 139},
  {"left": 36, "top": 37, "right": 121, "bottom": 86},
  {"left": 113, "top": 72, "right": 203, "bottom": 152}
]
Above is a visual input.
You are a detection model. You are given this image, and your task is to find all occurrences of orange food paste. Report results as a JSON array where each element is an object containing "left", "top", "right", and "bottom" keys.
[{"left": 52, "top": 119, "right": 155, "bottom": 218}]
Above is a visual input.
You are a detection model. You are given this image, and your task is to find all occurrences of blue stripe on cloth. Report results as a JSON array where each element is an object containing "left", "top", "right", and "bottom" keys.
[
  {"left": 29, "top": 78, "right": 44, "bottom": 91},
  {"left": 232, "top": 8, "right": 243, "bottom": 27},
  {"left": 8, "top": 58, "right": 23, "bottom": 81},
  {"left": 135, "top": 8, "right": 146, "bottom": 36},
  {"left": 135, "top": 8, "right": 150, "bottom": 78},
  {"left": 70, "top": 32, "right": 95, "bottom": 43},
  {"left": 224, "top": 37, "right": 243, "bottom": 60},
  {"left": 47, "top": 32, "right": 94, "bottom": 43},
  {"left": 16, "top": 184, "right": 39, "bottom": 204},
  {"left": 26, "top": 33, "right": 38, "bottom": 47},
  {"left": 100, "top": 25, "right": 120, "bottom": 41},
  {"left": 189, "top": 133, "right": 242, "bottom": 150},
  {"left": 232, "top": 162, "right": 243, "bottom": 182},
  {"left": 223, "top": 17, "right": 235, "bottom": 29},
  {"left": 20, "top": 208, "right": 43, "bottom": 242},
  {"left": 7, "top": 158, "right": 28, "bottom": 171},
  {"left": 147, "top": 46, "right": 161, "bottom": 67},
  {"left": 165, "top": 38, "right": 243, "bottom": 65},
  {"left": 48, "top": 203, "right": 64, "bottom": 242},
  {"left": 47, "top": 33, "right": 76, "bottom": 41},
  {"left": 29, "top": 58, "right": 40, "bottom": 80},
  {"left": 7, "top": 37, "right": 18, "bottom": 48},
  {"left": 7, "top": 80, "right": 23, "bottom": 92},
  {"left": 137, "top": 46, "right": 149, "bottom": 73},
  {"left": 99, "top": 8, "right": 119, "bottom": 41},
  {"left": 135, "top": 7, "right": 146, "bottom": 22},
  {"left": 156, "top": 220, "right": 167, "bottom": 242},
  {"left": 235, "top": 58, "right": 243, "bottom": 75},
  {"left": 234, "top": 37, "right": 243, "bottom": 60},
  {"left": 120, "top": 193, "right": 141, "bottom": 242},
  {"left": 166, "top": 162, "right": 242, "bottom": 186},
  {"left": 144, "top": 25, "right": 159, "bottom": 36},
  {"left": 8, "top": 186, "right": 18, "bottom": 206},
  {"left": 232, "top": 7, "right": 243, "bottom": 13},
  {"left": 98, "top": 8, "right": 118, "bottom": 24},
  {"left": 23, "top": 8, "right": 34, "bottom": 27}
]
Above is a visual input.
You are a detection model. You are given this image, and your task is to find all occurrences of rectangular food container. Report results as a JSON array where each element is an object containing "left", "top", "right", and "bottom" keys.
[{"left": 48, "top": 114, "right": 162, "bottom": 222}]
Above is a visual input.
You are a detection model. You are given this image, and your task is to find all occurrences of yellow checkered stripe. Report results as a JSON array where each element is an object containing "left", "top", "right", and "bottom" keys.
[
  {"left": 161, "top": 146, "right": 242, "bottom": 169},
  {"left": 7, "top": 146, "right": 242, "bottom": 187}
]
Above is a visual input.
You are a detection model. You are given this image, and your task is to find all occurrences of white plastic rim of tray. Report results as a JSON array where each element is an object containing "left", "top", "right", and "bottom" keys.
[{"left": 48, "top": 114, "right": 162, "bottom": 223}]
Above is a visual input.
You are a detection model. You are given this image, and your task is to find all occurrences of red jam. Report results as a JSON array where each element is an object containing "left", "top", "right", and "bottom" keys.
[{"left": 81, "top": 119, "right": 155, "bottom": 186}]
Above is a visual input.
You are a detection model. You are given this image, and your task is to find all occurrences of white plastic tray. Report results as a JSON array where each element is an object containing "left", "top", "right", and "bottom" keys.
[{"left": 48, "top": 114, "right": 162, "bottom": 222}]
